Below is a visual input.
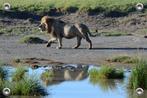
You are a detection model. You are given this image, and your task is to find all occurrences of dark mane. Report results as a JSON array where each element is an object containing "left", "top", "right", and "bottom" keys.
[{"left": 57, "top": 19, "right": 65, "bottom": 24}]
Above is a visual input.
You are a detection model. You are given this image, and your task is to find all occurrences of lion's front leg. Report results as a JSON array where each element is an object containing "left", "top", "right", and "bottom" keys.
[
  {"left": 46, "top": 41, "right": 51, "bottom": 47},
  {"left": 56, "top": 37, "right": 62, "bottom": 49},
  {"left": 46, "top": 37, "right": 57, "bottom": 47}
]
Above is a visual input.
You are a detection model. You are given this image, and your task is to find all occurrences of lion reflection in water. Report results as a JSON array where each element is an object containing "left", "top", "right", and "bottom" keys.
[{"left": 41, "top": 65, "right": 89, "bottom": 86}]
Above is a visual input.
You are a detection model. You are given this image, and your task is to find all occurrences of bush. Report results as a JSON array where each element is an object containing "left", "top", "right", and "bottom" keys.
[
  {"left": 89, "top": 66, "right": 124, "bottom": 79},
  {"left": 128, "top": 60, "right": 147, "bottom": 89}
]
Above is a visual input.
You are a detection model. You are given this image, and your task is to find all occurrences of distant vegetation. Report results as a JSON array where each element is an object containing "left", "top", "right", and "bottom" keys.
[{"left": 0, "top": 0, "right": 147, "bottom": 15}]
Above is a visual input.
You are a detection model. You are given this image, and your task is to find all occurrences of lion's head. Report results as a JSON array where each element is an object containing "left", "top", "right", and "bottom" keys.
[{"left": 39, "top": 16, "right": 54, "bottom": 32}]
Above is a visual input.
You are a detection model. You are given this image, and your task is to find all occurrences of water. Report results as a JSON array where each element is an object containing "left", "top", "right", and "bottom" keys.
[{"left": 3, "top": 65, "right": 147, "bottom": 98}]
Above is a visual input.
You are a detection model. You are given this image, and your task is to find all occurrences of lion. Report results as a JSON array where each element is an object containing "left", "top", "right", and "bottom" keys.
[{"left": 39, "top": 16, "right": 95, "bottom": 49}]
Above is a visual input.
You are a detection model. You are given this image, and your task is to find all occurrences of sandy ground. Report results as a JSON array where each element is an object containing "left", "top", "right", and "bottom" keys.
[
  {"left": 0, "top": 12, "right": 147, "bottom": 66},
  {"left": 1, "top": 35, "right": 147, "bottom": 65}
]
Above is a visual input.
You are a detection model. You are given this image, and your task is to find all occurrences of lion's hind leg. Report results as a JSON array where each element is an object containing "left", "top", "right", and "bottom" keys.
[
  {"left": 72, "top": 37, "right": 82, "bottom": 49},
  {"left": 85, "top": 36, "right": 92, "bottom": 49}
]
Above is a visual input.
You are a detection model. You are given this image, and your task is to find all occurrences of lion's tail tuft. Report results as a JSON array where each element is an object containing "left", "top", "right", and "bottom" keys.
[{"left": 87, "top": 29, "right": 100, "bottom": 37}]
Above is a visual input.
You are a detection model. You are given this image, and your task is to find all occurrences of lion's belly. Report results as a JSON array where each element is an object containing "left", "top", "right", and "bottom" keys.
[
  {"left": 63, "top": 32, "right": 76, "bottom": 39},
  {"left": 63, "top": 25, "right": 78, "bottom": 39}
]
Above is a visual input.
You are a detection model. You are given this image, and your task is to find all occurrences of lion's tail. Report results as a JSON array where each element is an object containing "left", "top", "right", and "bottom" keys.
[{"left": 87, "top": 31, "right": 97, "bottom": 37}]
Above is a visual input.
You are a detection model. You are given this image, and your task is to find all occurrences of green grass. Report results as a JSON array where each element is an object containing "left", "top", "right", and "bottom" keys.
[
  {"left": 107, "top": 56, "right": 138, "bottom": 64},
  {"left": 128, "top": 59, "right": 147, "bottom": 89},
  {"left": 0, "top": 76, "right": 47, "bottom": 96},
  {"left": 89, "top": 66, "right": 124, "bottom": 79},
  {"left": 19, "top": 35, "right": 47, "bottom": 44},
  {"left": 12, "top": 66, "right": 27, "bottom": 81},
  {"left": 10, "top": 76, "right": 47, "bottom": 96},
  {"left": 0, "top": 0, "right": 147, "bottom": 15}
]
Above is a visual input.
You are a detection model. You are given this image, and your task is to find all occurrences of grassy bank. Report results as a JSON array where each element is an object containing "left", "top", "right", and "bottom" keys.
[
  {"left": 0, "top": 0, "right": 147, "bottom": 15},
  {"left": 0, "top": 66, "right": 47, "bottom": 96},
  {"left": 128, "top": 60, "right": 147, "bottom": 89}
]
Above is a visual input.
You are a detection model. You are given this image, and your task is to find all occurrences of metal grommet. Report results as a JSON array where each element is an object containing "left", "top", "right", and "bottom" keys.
[
  {"left": 136, "top": 88, "right": 144, "bottom": 95},
  {"left": 136, "top": 3, "right": 144, "bottom": 11},
  {"left": 2, "top": 87, "right": 11, "bottom": 96},
  {"left": 3, "top": 3, "right": 11, "bottom": 11}
]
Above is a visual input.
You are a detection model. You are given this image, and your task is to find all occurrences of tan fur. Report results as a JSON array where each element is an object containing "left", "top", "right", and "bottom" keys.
[{"left": 39, "top": 16, "right": 93, "bottom": 49}]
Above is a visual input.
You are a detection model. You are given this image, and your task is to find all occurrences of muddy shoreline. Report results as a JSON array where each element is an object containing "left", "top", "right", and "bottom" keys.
[{"left": 1, "top": 35, "right": 147, "bottom": 68}]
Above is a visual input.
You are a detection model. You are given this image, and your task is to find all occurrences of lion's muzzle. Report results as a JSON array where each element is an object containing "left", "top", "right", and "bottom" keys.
[{"left": 39, "top": 24, "right": 46, "bottom": 32}]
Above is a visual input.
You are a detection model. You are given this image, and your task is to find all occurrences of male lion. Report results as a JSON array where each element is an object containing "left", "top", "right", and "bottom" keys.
[{"left": 39, "top": 16, "right": 94, "bottom": 49}]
